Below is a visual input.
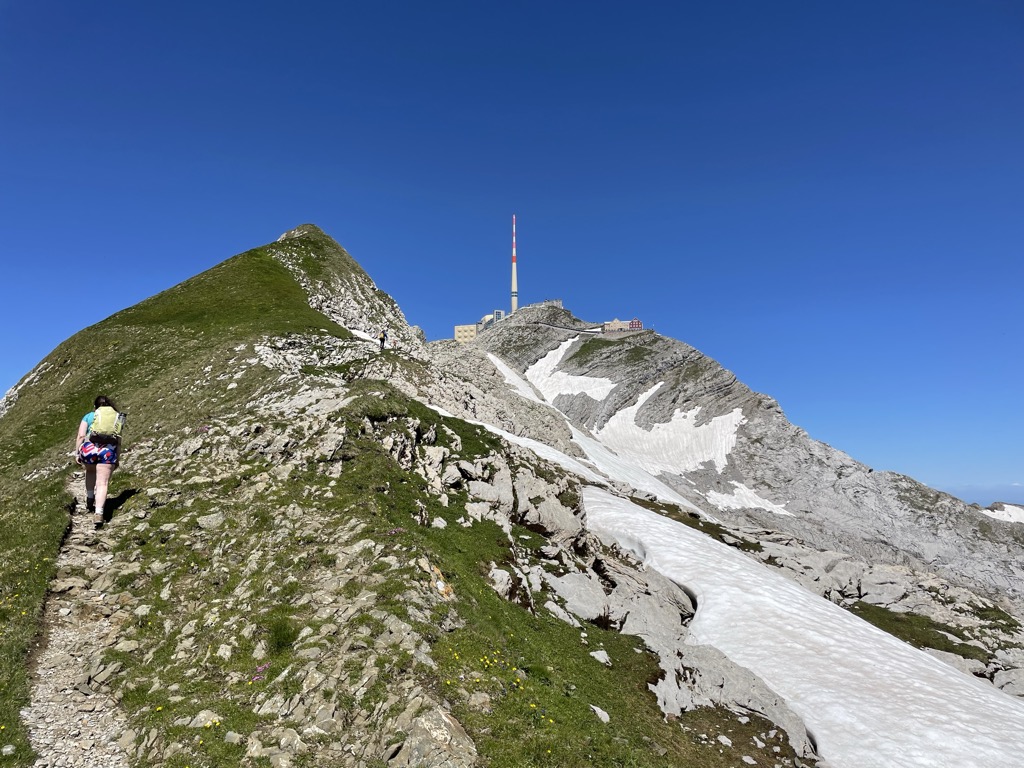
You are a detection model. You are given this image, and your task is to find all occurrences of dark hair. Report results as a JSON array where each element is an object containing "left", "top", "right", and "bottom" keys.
[{"left": 94, "top": 395, "right": 118, "bottom": 410}]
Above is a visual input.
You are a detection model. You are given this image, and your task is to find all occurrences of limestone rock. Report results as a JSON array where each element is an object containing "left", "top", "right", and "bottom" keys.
[
  {"left": 994, "top": 668, "right": 1024, "bottom": 695},
  {"left": 388, "top": 708, "right": 477, "bottom": 768},
  {"left": 187, "top": 710, "right": 223, "bottom": 728},
  {"left": 924, "top": 649, "right": 987, "bottom": 678},
  {"left": 197, "top": 512, "right": 226, "bottom": 530}
]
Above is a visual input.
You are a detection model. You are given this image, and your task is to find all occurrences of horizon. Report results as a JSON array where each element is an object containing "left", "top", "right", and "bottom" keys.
[{"left": 1, "top": 2, "right": 1021, "bottom": 505}]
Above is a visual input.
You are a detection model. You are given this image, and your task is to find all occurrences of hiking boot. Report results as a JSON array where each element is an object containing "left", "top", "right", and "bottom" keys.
[
  {"left": 86, "top": 498, "right": 96, "bottom": 514},
  {"left": 94, "top": 513, "right": 104, "bottom": 530}
]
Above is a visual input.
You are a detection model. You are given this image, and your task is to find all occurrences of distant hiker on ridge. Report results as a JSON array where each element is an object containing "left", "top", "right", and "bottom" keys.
[
  {"left": 75, "top": 395, "right": 126, "bottom": 530},
  {"left": 378, "top": 328, "right": 388, "bottom": 351}
]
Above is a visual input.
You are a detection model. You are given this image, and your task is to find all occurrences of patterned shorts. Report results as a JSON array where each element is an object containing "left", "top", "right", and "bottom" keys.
[{"left": 79, "top": 441, "right": 118, "bottom": 465}]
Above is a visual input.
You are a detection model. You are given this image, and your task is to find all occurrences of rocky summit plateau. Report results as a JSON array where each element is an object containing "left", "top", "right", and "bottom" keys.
[{"left": 2, "top": 223, "right": 1023, "bottom": 768}]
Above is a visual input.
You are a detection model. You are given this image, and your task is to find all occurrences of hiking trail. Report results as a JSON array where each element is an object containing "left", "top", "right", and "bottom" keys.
[{"left": 22, "top": 473, "right": 132, "bottom": 767}]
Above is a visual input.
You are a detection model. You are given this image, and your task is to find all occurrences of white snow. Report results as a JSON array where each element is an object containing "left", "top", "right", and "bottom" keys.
[
  {"left": 583, "top": 486, "right": 1024, "bottom": 768},
  {"left": 570, "top": 426, "right": 705, "bottom": 513},
  {"left": 487, "top": 353, "right": 545, "bottom": 403},
  {"left": 525, "top": 337, "right": 616, "bottom": 403},
  {"left": 595, "top": 383, "right": 745, "bottom": 473},
  {"left": 707, "top": 481, "right": 792, "bottom": 516},
  {"left": 980, "top": 503, "right": 1024, "bottom": 524},
  {"left": 350, "top": 329, "right": 375, "bottom": 342}
]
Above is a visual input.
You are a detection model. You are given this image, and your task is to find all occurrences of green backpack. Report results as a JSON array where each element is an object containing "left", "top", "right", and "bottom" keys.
[{"left": 90, "top": 406, "right": 126, "bottom": 446}]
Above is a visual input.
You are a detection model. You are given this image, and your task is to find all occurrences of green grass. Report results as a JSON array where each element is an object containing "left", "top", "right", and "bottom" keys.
[
  {"left": 0, "top": 230, "right": 354, "bottom": 765},
  {"left": 566, "top": 333, "right": 655, "bottom": 370},
  {"left": 848, "top": 601, "right": 991, "bottom": 663},
  {"left": 567, "top": 337, "right": 619, "bottom": 366},
  {"left": 0, "top": 477, "right": 69, "bottom": 764},
  {"left": 963, "top": 602, "right": 1021, "bottom": 633}
]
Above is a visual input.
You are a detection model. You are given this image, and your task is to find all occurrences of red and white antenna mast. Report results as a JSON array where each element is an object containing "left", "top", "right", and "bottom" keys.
[{"left": 511, "top": 214, "right": 519, "bottom": 313}]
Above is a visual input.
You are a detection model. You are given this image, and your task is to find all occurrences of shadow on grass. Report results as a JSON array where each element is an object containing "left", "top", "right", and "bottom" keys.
[{"left": 104, "top": 487, "right": 140, "bottom": 522}]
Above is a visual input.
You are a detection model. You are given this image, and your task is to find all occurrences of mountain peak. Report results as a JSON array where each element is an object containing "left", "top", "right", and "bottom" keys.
[
  {"left": 266, "top": 225, "right": 425, "bottom": 352},
  {"left": 276, "top": 223, "right": 328, "bottom": 242}
]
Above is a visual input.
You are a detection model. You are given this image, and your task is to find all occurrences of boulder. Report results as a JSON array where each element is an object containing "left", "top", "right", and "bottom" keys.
[
  {"left": 546, "top": 571, "right": 606, "bottom": 622},
  {"left": 924, "top": 648, "right": 987, "bottom": 678},
  {"left": 994, "top": 668, "right": 1024, "bottom": 696},
  {"left": 388, "top": 708, "right": 477, "bottom": 768}
]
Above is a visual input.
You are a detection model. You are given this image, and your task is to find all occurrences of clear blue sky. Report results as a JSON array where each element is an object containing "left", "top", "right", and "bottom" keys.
[{"left": 2, "top": 2, "right": 1021, "bottom": 504}]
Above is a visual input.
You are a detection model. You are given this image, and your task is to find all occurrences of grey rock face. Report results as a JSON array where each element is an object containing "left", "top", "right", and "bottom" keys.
[
  {"left": 388, "top": 708, "right": 477, "bottom": 768},
  {"left": 994, "top": 668, "right": 1024, "bottom": 696},
  {"left": 471, "top": 314, "right": 1024, "bottom": 617},
  {"left": 423, "top": 339, "right": 581, "bottom": 459}
]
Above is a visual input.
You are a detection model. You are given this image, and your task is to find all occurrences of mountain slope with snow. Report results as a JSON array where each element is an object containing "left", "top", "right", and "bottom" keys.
[
  {"left": 476, "top": 343, "right": 1024, "bottom": 767},
  {"left": 471, "top": 316, "right": 1024, "bottom": 614},
  {"left": 586, "top": 488, "right": 1024, "bottom": 768},
  {"left": 4, "top": 224, "right": 1023, "bottom": 768}
]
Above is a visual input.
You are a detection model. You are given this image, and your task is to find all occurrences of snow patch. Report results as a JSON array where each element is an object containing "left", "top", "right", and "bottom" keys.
[
  {"left": 487, "top": 353, "right": 545, "bottom": 403},
  {"left": 707, "top": 482, "right": 792, "bottom": 516},
  {"left": 525, "top": 337, "right": 616, "bottom": 403},
  {"left": 981, "top": 503, "right": 1024, "bottom": 524},
  {"left": 595, "top": 383, "right": 744, "bottom": 474},
  {"left": 583, "top": 486, "right": 1024, "bottom": 768},
  {"left": 571, "top": 426, "right": 705, "bottom": 514}
]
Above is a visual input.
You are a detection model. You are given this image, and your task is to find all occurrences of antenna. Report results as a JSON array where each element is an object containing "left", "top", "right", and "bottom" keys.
[{"left": 511, "top": 214, "right": 518, "bottom": 313}]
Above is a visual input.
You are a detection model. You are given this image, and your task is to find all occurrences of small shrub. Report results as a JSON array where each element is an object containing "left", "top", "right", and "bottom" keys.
[{"left": 265, "top": 614, "right": 299, "bottom": 655}]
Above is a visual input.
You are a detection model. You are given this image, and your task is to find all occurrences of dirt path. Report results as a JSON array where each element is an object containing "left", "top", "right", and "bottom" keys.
[{"left": 22, "top": 474, "right": 132, "bottom": 768}]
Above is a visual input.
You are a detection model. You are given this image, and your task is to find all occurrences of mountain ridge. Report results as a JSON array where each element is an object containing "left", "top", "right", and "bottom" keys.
[{"left": 2, "top": 224, "right": 1023, "bottom": 768}]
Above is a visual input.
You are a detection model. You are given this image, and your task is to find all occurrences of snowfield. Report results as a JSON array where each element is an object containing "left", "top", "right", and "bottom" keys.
[
  {"left": 525, "top": 337, "right": 616, "bottom": 403},
  {"left": 487, "top": 348, "right": 1024, "bottom": 766},
  {"left": 595, "top": 382, "right": 745, "bottom": 473},
  {"left": 706, "top": 481, "right": 793, "bottom": 516},
  {"left": 585, "top": 487, "right": 1024, "bottom": 768},
  {"left": 981, "top": 503, "right": 1024, "bottom": 524}
]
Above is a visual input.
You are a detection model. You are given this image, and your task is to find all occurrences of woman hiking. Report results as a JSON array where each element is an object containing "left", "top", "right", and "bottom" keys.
[{"left": 75, "top": 395, "right": 125, "bottom": 530}]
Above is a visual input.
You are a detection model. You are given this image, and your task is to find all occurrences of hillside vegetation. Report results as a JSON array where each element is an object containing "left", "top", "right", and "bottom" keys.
[
  {"left": 0, "top": 239, "right": 352, "bottom": 761},
  {"left": 0, "top": 231, "right": 796, "bottom": 767}
]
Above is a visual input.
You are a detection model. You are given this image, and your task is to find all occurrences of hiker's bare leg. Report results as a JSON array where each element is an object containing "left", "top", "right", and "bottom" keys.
[
  {"left": 84, "top": 465, "right": 96, "bottom": 499},
  {"left": 95, "top": 464, "right": 113, "bottom": 518}
]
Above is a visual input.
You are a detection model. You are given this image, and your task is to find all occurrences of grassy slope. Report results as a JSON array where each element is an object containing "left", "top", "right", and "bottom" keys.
[{"left": 0, "top": 237, "right": 348, "bottom": 764}]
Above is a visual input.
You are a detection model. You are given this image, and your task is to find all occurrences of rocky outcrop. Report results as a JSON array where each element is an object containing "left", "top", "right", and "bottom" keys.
[
  {"left": 422, "top": 340, "right": 582, "bottom": 459},
  {"left": 387, "top": 708, "right": 477, "bottom": 768},
  {"left": 273, "top": 224, "right": 426, "bottom": 354}
]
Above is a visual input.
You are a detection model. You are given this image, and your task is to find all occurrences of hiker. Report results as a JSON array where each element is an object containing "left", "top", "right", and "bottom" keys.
[
  {"left": 378, "top": 328, "right": 388, "bottom": 350},
  {"left": 75, "top": 395, "right": 125, "bottom": 530}
]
